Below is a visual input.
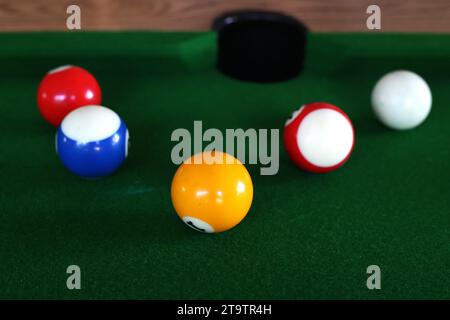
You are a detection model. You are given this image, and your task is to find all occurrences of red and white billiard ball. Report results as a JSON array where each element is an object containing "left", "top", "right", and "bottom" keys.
[
  {"left": 37, "top": 65, "right": 102, "bottom": 126},
  {"left": 283, "top": 102, "right": 355, "bottom": 173}
]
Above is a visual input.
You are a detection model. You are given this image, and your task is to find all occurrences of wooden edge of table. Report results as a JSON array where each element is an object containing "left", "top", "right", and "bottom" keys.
[{"left": 0, "top": 0, "right": 449, "bottom": 32}]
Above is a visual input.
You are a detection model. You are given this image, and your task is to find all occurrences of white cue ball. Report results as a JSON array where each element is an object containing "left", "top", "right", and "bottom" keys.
[{"left": 371, "top": 70, "right": 432, "bottom": 130}]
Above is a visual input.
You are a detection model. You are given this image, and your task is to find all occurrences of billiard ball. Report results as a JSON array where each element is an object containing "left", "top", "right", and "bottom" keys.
[
  {"left": 371, "top": 70, "right": 432, "bottom": 130},
  {"left": 56, "top": 105, "right": 129, "bottom": 178},
  {"left": 284, "top": 102, "right": 354, "bottom": 173},
  {"left": 171, "top": 151, "right": 253, "bottom": 233},
  {"left": 37, "top": 65, "right": 102, "bottom": 126}
]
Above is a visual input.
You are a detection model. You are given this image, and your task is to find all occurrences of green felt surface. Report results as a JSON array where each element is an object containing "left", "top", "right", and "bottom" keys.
[{"left": 0, "top": 32, "right": 449, "bottom": 299}]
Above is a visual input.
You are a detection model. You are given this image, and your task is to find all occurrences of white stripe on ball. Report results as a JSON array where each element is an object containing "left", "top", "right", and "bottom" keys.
[{"left": 61, "top": 105, "right": 121, "bottom": 143}]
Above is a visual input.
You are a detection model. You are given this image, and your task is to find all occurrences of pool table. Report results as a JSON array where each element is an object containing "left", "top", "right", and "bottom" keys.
[{"left": 0, "top": 31, "right": 449, "bottom": 300}]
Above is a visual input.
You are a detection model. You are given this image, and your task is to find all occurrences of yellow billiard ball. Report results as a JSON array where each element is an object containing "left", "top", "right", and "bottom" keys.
[{"left": 171, "top": 151, "right": 253, "bottom": 233}]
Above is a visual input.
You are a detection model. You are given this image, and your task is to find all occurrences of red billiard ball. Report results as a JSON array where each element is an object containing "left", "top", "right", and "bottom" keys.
[
  {"left": 37, "top": 65, "right": 102, "bottom": 126},
  {"left": 283, "top": 102, "right": 355, "bottom": 173}
]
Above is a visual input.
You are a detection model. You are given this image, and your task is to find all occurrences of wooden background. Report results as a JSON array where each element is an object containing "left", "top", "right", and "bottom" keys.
[{"left": 0, "top": 0, "right": 449, "bottom": 32}]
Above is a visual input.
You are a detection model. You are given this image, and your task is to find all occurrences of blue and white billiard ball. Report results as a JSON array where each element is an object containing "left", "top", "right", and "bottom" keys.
[
  {"left": 371, "top": 70, "right": 432, "bottom": 130},
  {"left": 56, "top": 105, "right": 129, "bottom": 178}
]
